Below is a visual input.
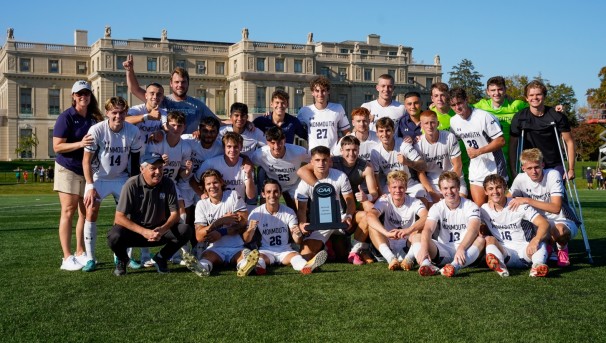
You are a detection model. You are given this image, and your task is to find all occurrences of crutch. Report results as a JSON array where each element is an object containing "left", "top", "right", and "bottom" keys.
[
  {"left": 552, "top": 123, "right": 593, "bottom": 264},
  {"left": 515, "top": 129, "right": 525, "bottom": 174}
]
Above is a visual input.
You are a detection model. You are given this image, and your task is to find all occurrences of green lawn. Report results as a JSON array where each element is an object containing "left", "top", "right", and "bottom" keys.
[{"left": 0, "top": 183, "right": 604, "bottom": 342}]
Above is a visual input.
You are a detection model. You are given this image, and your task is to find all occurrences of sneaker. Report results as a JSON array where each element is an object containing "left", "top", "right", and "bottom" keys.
[
  {"left": 181, "top": 248, "right": 209, "bottom": 277},
  {"left": 301, "top": 250, "right": 328, "bottom": 275},
  {"left": 152, "top": 254, "right": 169, "bottom": 274},
  {"left": 237, "top": 249, "right": 260, "bottom": 277},
  {"left": 557, "top": 247, "right": 570, "bottom": 267},
  {"left": 440, "top": 264, "right": 460, "bottom": 277},
  {"left": 113, "top": 259, "right": 128, "bottom": 276},
  {"left": 348, "top": 252, "right": 364, "bottom": 265},
  {"left": 359, "top": 250, "right": 375, "bottom": 264},
  {"left": 486, "top": 253, "right": 509, "bottom": 277},
  {"left": 418, "top": 263, "right": 440, "bottom": 276},
  {"left": 129, "top": 259, "right": 142, "bottom": 270},
  {"left": 82, "top": 259, "right": 97, "bottom": 272},
  {"left": 400, "top": 257, "right": 415, "bottom": 271},
  {"left": 530, "top": 263, "right": 549, "bottom": 277},
  {"left": 60, "top": 255, "right": 83, "bottom": 271},
  {"left": 388, "top": 258, "right": 401, "bottom": 271},
  {"left": 74, "top": 253, "right": 89, "bottom": 266}
]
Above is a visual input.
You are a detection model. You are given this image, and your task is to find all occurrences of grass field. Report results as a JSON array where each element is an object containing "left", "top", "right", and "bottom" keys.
[{"left": 0, "top": 180, "right": 604, "bottom": 342}]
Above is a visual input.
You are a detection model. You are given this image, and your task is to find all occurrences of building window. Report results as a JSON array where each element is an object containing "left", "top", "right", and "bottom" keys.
[
  {"left": 147, "top": 57, "right": 157, "bottom": 72},
  {"left": 256, "top": 58, "right": 265, "bottom": 72},
  {"left": 256, "top": 87, "right": 266, "bottom": 110},
  {"left": 196, "top": 89, "right": 207, "bottom": 104},
  {"left": 20, "top": 88, "right": 32, "bottom": 114},
  {"left": 408, "top": 76, "right": 415, "bottom": 84},
  {"left": 116, "top": 56, "right": 127, "bottom": 70},
  {"left": 426, "top": 77, "right": 434, "bottom": 89},
  {"left": 216, "top": 61, "right": 225, "bottom": 75},
  {"left": 294, "top": 59, "right": 303, "bottom": 73},
  {"left": 116, "top": 85, "right": 128, "bottom": 100},
  {"left": 48, "top": 60, "right": 59, "bottom": 73},
  {"left": 196, "top": 61, "right": 206, "bottom": 74},
  {"left": 233, "top": 60, "right": 238, "bottom": 73},
  {"left": 294, "top": 88, "right": 304, "bottom": 111},
  {"left": 19, "top": 129, "right": 33, "bottom": 158},
  {"left": 364, "top": 94, "right": 374, "bottom": 102},
  {"left": 360, "top": 49, "right": 369, "bottom": 55},
  {"left": 338, "top": 67, "right": 347, "bottom": 80},
  {"left": 175, "top": 59, "right": 186, "bottom": 69},
  {"left": 388, "top": 69, "right": 396, "bottom": 79},
  {"left": 275, "top": 58, "right": 284, "bottom": 72},
  {"left": 48, "top": 128, "right": 56, "bottom": 158},
  {"left": 216, "top": 90, "right": 226, "bottom": 116},
  {"left": 340, "top": 48, "right": 349, "bottom": 54},
  {"left": 364, "top": 68, "right": 372, "bottom": 81},
  {"left": 48, "top": 89, "right": 60, "bottom": 115},
  {"left": 76, "top": 61, "right": 87, "bottom": 75},
  {"left": 320, "top": 67, "right": 330, "bottom": 77},
  {"left": 20, "top": 58, "right": 31, "bottom": 72}
]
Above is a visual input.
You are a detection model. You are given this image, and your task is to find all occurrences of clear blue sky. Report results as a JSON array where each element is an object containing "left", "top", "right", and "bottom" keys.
[{"left": 2, "top": 0, "right": 605, "bottom": 107}]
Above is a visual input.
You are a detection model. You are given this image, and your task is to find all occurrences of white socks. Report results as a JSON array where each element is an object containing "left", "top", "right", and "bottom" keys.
[
  {"left": 290, "top": 255, "right": 307, "bottom": 271},
  {"left": 351, "top": 240, "right": 369, "bottom": 253},
  {"left": 486, "top": 245, "right": 505, "bottom": 263},
  {"left": 532, "top": 242, "right": 548, "bottom": 265},
  {"left": 84, "top": 220, "right": 97, "bottom": 261},
  {"left": 378, "top": 244, "right": 395, "bottom": 262}
]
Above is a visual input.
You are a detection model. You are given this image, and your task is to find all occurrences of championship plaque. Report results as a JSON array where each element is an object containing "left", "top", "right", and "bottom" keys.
[{"left": 306, "top": 183, "right": 348, "bottom": 231}]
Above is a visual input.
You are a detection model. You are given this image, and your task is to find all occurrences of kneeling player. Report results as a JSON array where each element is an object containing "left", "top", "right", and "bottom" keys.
[
  {"left": 244, "top": 179, "right": 327, "bottom": 274},
  {"left": 365, "top": 171, "right": 427, "bottom": 271},
  {"left": 411, "top": 171, "right": 485, "bottom": 277},
  {"left": 480, "top": 174, "right": 550, "bottom": 277}
]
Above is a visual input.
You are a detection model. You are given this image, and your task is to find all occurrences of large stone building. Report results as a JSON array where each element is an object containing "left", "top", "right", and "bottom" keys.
[{"left": 0, "top": 27, "right": 442, "bottom": 161}]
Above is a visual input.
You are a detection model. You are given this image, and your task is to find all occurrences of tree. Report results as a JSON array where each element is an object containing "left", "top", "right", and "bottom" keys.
[
  {"left": 572, "top": 123, "right": 604, "bottom": 161},
  {"left": 15, "top": 132, "right": 39, "bottom": 159},
  {"left": 586, "top": 66, "right": 606, "bottom": 107},
  {"left": 448, "top": 59, "right": 484, "bottom": 104}
]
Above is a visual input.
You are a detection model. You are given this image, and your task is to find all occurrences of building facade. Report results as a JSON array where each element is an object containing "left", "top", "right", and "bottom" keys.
[{"left": 0, "top": 28, "right": 441, "bottom": 161}]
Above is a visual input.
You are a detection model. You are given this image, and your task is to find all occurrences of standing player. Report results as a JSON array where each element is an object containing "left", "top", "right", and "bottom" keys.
[
  {"left": 253, "top": 90, "right": 308, "bottom": 144},
  {"left": 429, "top": 82, "right": 455, "bottom": 130},
  {"left": 362, "top": 74, "right": 405, "bottom": 132},
  {"left": 508, "top": 149, "right": 579, "bottom": 267},
  {"left": 297, "top": 76, "right": 350, "bottom": 151},
  {"left": 449, "top": 88, "right": 506, "bottom": 207},
  {"left": 411, "top": 171, "right": 485, "bottom": 277},
  {"left": 397, "top": 92, "right": 423, "bottom": 141},
  {"left": 219, "top": 102, "right": 266, "bottom": 158},
  {"left": 244, "top": 179, "right": 327, "bottom": 275},
  {"left": 126, "top": 82, "right": 167, "bottom": 148},
  {"left": 480, "top": 174, "right": 550, "bottom": 277},
  {"left": 82, "top": 97, "right": 142, "bottom": 272},
  {"left": 332, "top": 107, "right": 380, "bottom": 161}
]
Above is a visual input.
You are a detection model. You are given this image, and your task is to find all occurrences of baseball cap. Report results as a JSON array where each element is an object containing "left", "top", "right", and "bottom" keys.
[
  {"left": 72, "top": 80, "right": 91, "bottom": 93},
  {"left": 141, "top": 152, "right": 164, "bottom": 165},
  {"left": 588, "top": 167, "right": 591, "bottom": 170}
]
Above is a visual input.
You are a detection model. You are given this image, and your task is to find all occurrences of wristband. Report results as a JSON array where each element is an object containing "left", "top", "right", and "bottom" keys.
[
  {"left": 142, "top": 114, "right": 149, "bottom": 122},
  {"left": 366, "top": 194, "right": 374, "bottom": 202},
  {"left": 84, "top": 183, "right": 94, "bottom": 194},
  {"left": 217, "top": 227, "right": 228, "bottom": 236}
]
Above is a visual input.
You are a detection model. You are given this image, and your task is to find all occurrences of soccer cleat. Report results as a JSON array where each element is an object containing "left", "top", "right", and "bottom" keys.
[
  {"left": 440, "top": 264, "right": 460, "bottom": 277},
  {"left": 113, "top": 259, "right": 128, "bottom": 276},
  {"left": 181, "top": 248, "right": 209, "bottom": 277},
  {"left": 60, "top": 255, "right": 83, "bottom": 271},
  {"left": 348, "top": 252, "right": 364, "bottom": 265},
  {"left": 152, "top": 254, "right": 169, "bottom": 274},
  {"left": 128, "top": 259, "right": 142, "bottom": 270},
  {"left": 485, "top": 253, "right": 509, "bottom": 277},
  {"left": 388, "top": 258, "right": 402, "bottom": 271},
  {"left": 301, "top": 250, "right": 328, "bottom": 275},
  {"left": 529, "top": 263, "right": 549, "bottom": 277},
  {"left": 418, "top": 263, "right": 440, "bottom": 276},
  {"left": 400, "top": 257, "right": 415, "bottom": 271},
  {"left": 557, "top": 247, "right": 570, "bottom": 267},
  {"left": 359, "top": 250, "right": 375, "bottom": 264},
  {"left": 237, "top": 249, "right": 260, "bottom": 277},
  {"left": 82, "top": 259, "right": 97, "bottom": 272}
]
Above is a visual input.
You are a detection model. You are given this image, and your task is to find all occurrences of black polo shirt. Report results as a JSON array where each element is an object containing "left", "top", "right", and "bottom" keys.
[{"left": 116, "top": 174, "right": 178, "bottom": 228}]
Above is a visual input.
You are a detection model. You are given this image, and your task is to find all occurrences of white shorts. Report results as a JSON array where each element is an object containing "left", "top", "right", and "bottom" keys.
[
  {"left": 178, "top": 183, "right": 199, "bottom": 208},
  {"left": 406, "top": 182, "right": 428, "bottom": 200},
  {"left": 304, "top": 228, "right": 345, "bottom": 244},
  {"left": 259, "top": 247, "right": 298, "bottom": 265},
  {"left": 501, "top": 242, "right": 539, "bottom": 268},
  {"left": 204, "top": 246, "right": 242, "bottom": 263},
  {"left": 388, "top": 238, "right": 409, "bottom": 260},
  {"left": 548, "top": 218, "right": 578, "bottom": 239},
  {"left": 94, "top": 179, "right": 127, "bottom": 203}
]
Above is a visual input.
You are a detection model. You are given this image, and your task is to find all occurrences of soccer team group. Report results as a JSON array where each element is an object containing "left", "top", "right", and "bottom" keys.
[{"left": 54, "top": 54, "right": 580, "bottom": 278}]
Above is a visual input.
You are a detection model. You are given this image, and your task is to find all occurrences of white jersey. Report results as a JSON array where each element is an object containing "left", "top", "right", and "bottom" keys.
[
  {"left": 414, "top": 130, "right": 461, "bottom": 184},
  {"left": 510, "top": 169, "right": 568, "bottom": 222},
  {"left": 295, "top": 168, "right": 352, "bottom": 214},
  {"left": 449, "top": 108, "right": 507, "bottom": 183},
  {"left": 146, "top": 136, "right": 192, "bottom": 182},
  {"left": 179, "top": 135, "right": 223, "bottom": 186},
  {"left": 249, "top": 204, "right": 297, "bottom": 250},
  {"left": 85, "top": 120, "right": 142, "bottom": 181},
  {"left": 219, "top": 125, "right": 266, "bottom": 158},
  {"left": 427, "top": 197, "right": 480, "bottom": 247},
  {"left": 331, "top": 131, "right": 381, "bottom": 162},
  {"left": 297, "top": 102, "right": 350, "bottom": 151},
  {"left": 251, "top": 144, "right": 310, "bottom": 192},
  {"left": 373, "top": 194, "right": 425, "bottom": 231},
  {"left": 194, "top": 190, "right": 246, "bottom": 248},
  {"left": 480, "top": 198, "right": 539, "bottom": 245},
  {"left": 127, "top": 104, "right": 168, "bottom": 146},
  {"left": 362, "top": 99, "right": 406, "bottom": 132},
  {"left": 198, "top": 155, "right": 247, "bottom": 196},
  {"left": 370, "top": 137, "right": 422, "bottom": 193}
]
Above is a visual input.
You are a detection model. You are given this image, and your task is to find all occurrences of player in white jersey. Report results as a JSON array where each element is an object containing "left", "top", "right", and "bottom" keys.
[
  {"left": 448, "top": 87, "right": 506, "bottom": 208},
  {"left": 411, "top": 171, "right": 485, "bottom": 277},
  {"left": 370, "top": 117, "right": 427, "bottom": 199},
  {"left": 297, "top": 76, "right": 350, "bottom": 151},
  {"left": 243, "top": 179, "right": 328, "bottom": 275},
  {"left": 219, "top": 102, "right": 266, "bottom": 158},
  {"left": 365, "top": 171, "right": 428, "bottom": 271},
  {"left": 332, "top": 107, "right": 381, "bottom": 161},
  {"left": 480, "top": 174, "right": 550, "bottom": 277},
  {"left": 125, "top": 82, "right": 168, "bottom": 149},
  {"left": 296, "top": 146, "right": 356, "bottom": 260},
  {"left": 508, "top": 148, "right": 578, "bottom": 267},
  {"left": 251, "top": 127, "right": 310, "bottom": 210},
  {"left": 362, "top": 74, "right": 406, "bottom": 132},
  {"left": 415, "top": 110, "right": 467, "bottom": 203},
  {"left": 82, "top": 97, "right": 142, "bottom": 271}
]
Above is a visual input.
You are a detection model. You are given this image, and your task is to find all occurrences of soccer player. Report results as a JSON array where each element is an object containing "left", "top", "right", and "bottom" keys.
[
  {"left": 412, "top": 171, "right": 485, "bottom": 277},
  {"left": 397, "top": 91, "right": 423, "bottom": 141},
  {"left": 82, "top": 97, "right": 142, "bottom": 272},
  {"left": 219, "top": 102, "right": 266, "bottom": 158},
  {"left": 480, "top": 174, "right": 550, "bottom": 277},
  {"left": 244, "top": 179, "right": 327, "bottom": 275},
  {"left": 251, "top": 127, "right": 309, "bottom": 210},
  {"left": 365, "top": 171, "right": 427, "bottom": 271},
  {"left": 295, "top": 146, "right": 356, "bottom": 260},
  {"left": 332, "top": 107, "right": 380, "bottom": 162},
  {"left": 429, "top": 82, "right": 456, "bottom": 130},
  {"left": 362, "top": 74, "right": 405, "bottom": 132},
  {"left": 297, "top": 76, "right": 351, "bottom": 151},
  {"left": 449, "top": 87, "right": 506, "bottom": 207},
  {"left": 125, "top": 82, "right": 167, "bottom": 148},
  {"left": 508, "top": 148, "right": 579, "bottom": 267},
  {"left": 253, "top": 89, "right": 308, "bottom": 144}
]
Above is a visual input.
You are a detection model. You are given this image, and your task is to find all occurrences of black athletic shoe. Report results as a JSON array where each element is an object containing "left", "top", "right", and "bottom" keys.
[
  {"left": 152, "top": 254, "right": 169, "bottom": 274},
  {"left": 113, "top": 259, "right": 128, "bottom": 276}
]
